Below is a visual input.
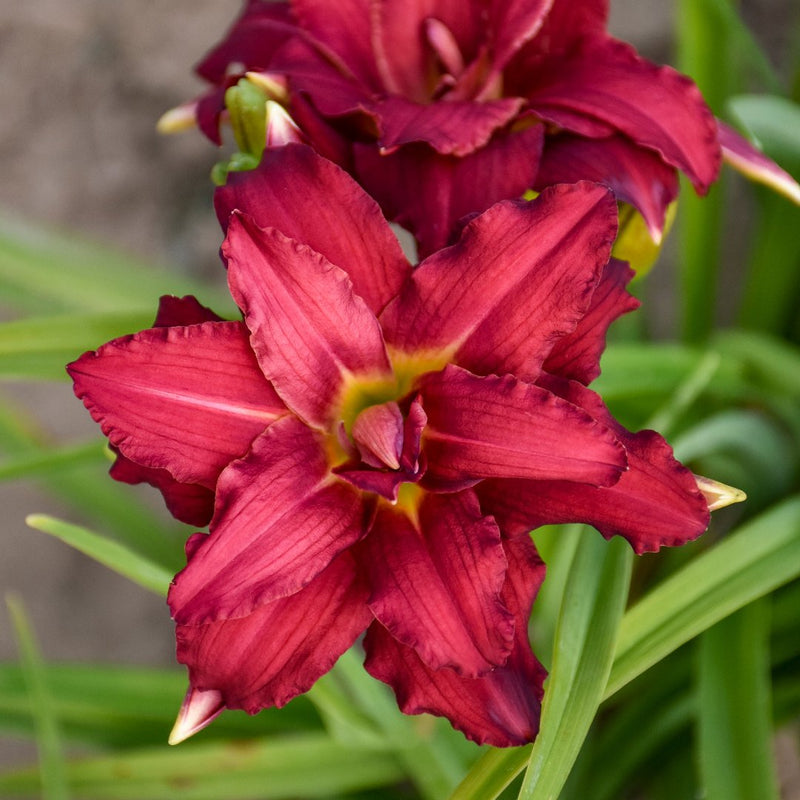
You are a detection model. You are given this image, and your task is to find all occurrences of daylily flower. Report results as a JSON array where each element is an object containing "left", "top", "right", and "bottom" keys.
[
  {"left": 169, "top": 0, "right": 800, "bottom": 256},
  {"left": 69, "top": 145, "right": 716, "bottom": 746}
]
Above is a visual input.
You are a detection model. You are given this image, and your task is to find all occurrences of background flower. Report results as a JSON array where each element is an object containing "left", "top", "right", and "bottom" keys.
[{"left": 180, "top": 0, "right": 798, "bottom": 256}]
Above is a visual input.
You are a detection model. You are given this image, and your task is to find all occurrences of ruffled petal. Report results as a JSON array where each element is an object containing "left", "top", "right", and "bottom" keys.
[
  {"left": 109, "top": 451, "right": 215, "bottom": 528},
  {"left": 354, "top": 124, "right": 543, "bottom": 257},
  {"left": 478, "top": 375, "right": 710, "bottom": 552},
  {"left": 176, "top": 550, "right": 372, "bottom": 713},
  {"left": 222, "top": 213, "right": 392, "bottom": 429},
  {"left": 418, "top": 365, "right": 626, "bottom": 491},
  {"left": 216, "top": 144, "right": 410, "bottom": 315},
  {"left": 542, "top": 258, "right": 639, "bottom": 384},
  {"left": 169, "top": 416, "right": 367, "bottom": 625},
  {"left": 359, "top": 491, "right": 513, "bottom": 676},
  {"left": 535, "top": 133, "right": 680, "bottom": 240},
  {"left": 525, "top": 37, "right": 721, "bottom": 193},
  {"left": 68, "top": 321, "right": 285, "bottom": 488},
  {"left": 363, "top": 533, "right": 547, "bottom": 747},
  {"left": 377, "top": 95, "right": 524, "bottom": 156},
  {"left": 382, "top": 182, "right": 617, "bottom": 381}
]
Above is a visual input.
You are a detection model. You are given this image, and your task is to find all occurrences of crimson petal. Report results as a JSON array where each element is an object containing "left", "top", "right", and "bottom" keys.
[
  {"left": 526, "top": 0, "right": 608, "bottom": 55},
  {"left": 377, "top": 95, "right": 524, "bottom": 156},
  {"left": 222, "top": 213, "right": 392, "bottom": 429},
  {"left": 535, "top": 133, "right": 680, "bottom": 240},
  {"left": 419, "top": 365, "right": 626, "bottom": 491},
  {"left": 195, "top": 1, "right": 296, "bottom": 84},
  {"left": 354, "top": 124, "right": 543, "bottom": 257},
  {"left": 525, "top": 36, "right": 720, "bottom": 193},
  {"left": 359, "top": 491, "right": 513, "bottom": 677},
  {"left": 216, "top": 144, "right": 410, "bottom": 315},
  {"left": 488, "top": 0, "right": 553, "bottom": 71},
  {"left": 152, "top": 295, "right": 225, "bottom": 327},
  {"left": 542, "top": 257, "right": 639, "bottom": 385},
  {"left": 289, "top": 0, "right": 379, "bottom": 88},
  {"left": 374, "top": 0, "right": 486, "bottom": 101},
  {"left": 176, "top": 551, "right": 372, "bottom": 713},
  {"left": 68, "top": 321, "right": 285, "bottom": 488},
  {"left": 478, "top": 376, "right": 710, "bottom": 552},
  {"left": 169, "top": 416, "right": 367, "bottom": 625},
  {"left": 109, "top": 452, "right": 215, "bottom": 528},
  {"left": 382, "top": 182, "right": 618, "bottom": 382},
  {"left": 363, "top": 534, "right": 547, "bottom": 747}
]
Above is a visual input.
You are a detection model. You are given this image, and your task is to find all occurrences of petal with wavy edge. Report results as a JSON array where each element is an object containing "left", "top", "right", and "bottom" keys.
[
  {"left": 536, "top": 133, "right": 680, "bottom": 240},
  {"left": 718, "top": 120, "right": 800, "bottom": 205},
  {"left": 478, "top": 374, "right": 710, "bottom": 552},
  {"left": 216, "top": 145, "right": 410, "bottom": 315},
  {"left": 525, "top": 37, "right": 720, "bottom": 192},
  {"left": 359, "top": 491, "right": 513, "bottom": 676},
  {"left": 363, "top": 533, "right": 546, "bottom": 747},
  {"left": 169, "top": 416, "right": 367, "bottom": 625},
  {"left": 354, "top": 124, "right": 543, "bottom": 257},
  {"left": 382, "top": 182, "right": 617, "bottom": 381},
  {"left": 542, "top": 258, "right": 639, "bottom": 385},
  {"left": 176, "top": 550, "right": 372, "bottom": 714},
  {"left": 418, "top": 365, "right": 626, "bottom": 491},
  {"left": 110, "top": 452, "right": 215, "bottom": 528},
  {"left": 377, "top": 95, "right": 525, "bottom": 156},
  {"left": 222, "top": 213, "right": 392, "bottom": 429},
  {"left": 68, "top": 321, "right": 285, "bottom": 488}
]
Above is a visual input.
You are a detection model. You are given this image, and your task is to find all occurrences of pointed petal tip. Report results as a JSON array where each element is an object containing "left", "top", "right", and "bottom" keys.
[
  {"left": 718, "top": 121, "right": 800, "bottom": 206},
  {"left": 168, "top": 687, "right": 224, "bottom": 745},
  {"left": 265, "top": 101, "right": 304, "bottom": 147},
  {"left": 157, "top": 103, "right": 198, "bottom": 135},
  {"left": 694, "top": 474, "right": 747, "bottom": 512}
]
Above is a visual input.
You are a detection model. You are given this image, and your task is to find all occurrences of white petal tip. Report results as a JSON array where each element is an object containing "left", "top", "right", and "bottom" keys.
[
  {"left": 694, "top": 474, "right": 747, "bottom": 512},
  {"left": 168, "top": 687, "right": 224, "bottom": 745},
  {"left": 157, "top": 103, "right": 198, "bottom": 135},
  {"left": 265, "top": 101, "right": 304, "bottom": 147}
]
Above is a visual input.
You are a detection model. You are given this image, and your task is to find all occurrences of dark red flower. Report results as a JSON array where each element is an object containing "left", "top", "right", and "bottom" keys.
[
  {"left": 69, "top": 145, "right": 714, "bottom": 746},
  {"left": 173, "top": 0, "right": 797, "bottom": 256}
]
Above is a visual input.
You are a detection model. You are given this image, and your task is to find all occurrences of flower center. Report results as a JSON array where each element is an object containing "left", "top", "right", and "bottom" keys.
[{"left": 330, "top": 395, "right": 428, "bottom": 503}]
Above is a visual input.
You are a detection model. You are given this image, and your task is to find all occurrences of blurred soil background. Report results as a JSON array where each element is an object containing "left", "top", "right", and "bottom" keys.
[{"left": 0, "top": 0, "right": 798, "bottom": 792}]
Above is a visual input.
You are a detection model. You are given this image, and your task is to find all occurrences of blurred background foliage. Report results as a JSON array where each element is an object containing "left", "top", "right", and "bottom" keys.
[{"left": 1, "top": 0, "right": 799, "bottom": 798}]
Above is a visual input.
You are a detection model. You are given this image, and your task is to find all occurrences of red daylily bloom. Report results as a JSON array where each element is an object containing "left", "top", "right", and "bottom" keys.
[
  {"left": 175, "top": 0, "right": 797, "bottom": 256},
  {"left": 69, "top": 145, "right": 713, "bottom": 746}
]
